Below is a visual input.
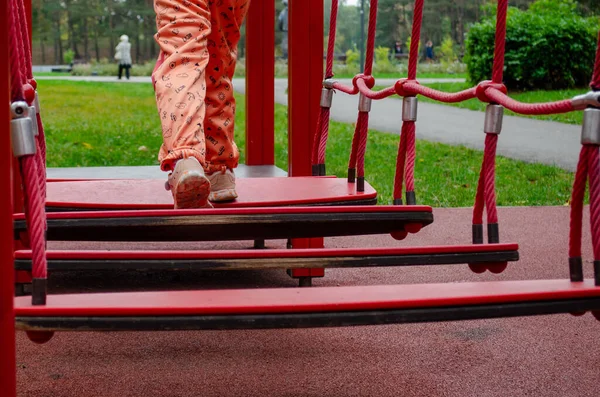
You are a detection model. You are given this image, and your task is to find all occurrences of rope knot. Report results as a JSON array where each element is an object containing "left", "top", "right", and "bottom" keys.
[
  {"left": 352, "top": 74, "right": 375, "bottom": 90},
  {"left": 476, "top": 80, "right": 507, "bottom": 104},
  {"left": 394, "top": 78, "right": 419, "bottom": 97},
  {"left": 23, "top": 83, "right": 35, "bottom": 105},
  {"left": 28, "top": 78, "right": 37, "bottom": 90}
]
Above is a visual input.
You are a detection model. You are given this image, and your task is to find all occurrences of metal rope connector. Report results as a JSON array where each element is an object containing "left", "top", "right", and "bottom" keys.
[
  {"left": 34, "top": 91, "right": 41, "bottom": 114},
  {"left": 322, "top": 79, "right": 337, "bottom": 89},
  {"left": 10, "top": 101, "right": 36, "bottom": 157},
  {"left": 402, "top": 97, "right": 418, "bottom": 122},
  {"left": 358, "top": 93, "right": 372, "bottom": 112},
  {"left": 581, "top": 108, "right": 600, "bottom": 145},
  {"left": 572, "top": 91, "right": 600, "bottom": 110},
  {"left": 28, "top": 105, "right": 39, "bottom": 136},
  {"left": 484, "top": 104, "right": 503, "bottom": 134},
  {"left": 320, "top": 88, "right": 333, "bottom": 108}
]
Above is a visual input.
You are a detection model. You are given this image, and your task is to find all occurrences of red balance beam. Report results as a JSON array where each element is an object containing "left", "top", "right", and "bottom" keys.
[
  {"left": 14, "top": 280, "right": 600, "bottom": 332},
  {"left": 14, "top": 205, "right": 434, "bottom": 242},
  {"left": 44, "top": 177, "right": 378, "bottom": 210},
  {"left": 13, "top": 243, "right": 519, "bottom": 271}
]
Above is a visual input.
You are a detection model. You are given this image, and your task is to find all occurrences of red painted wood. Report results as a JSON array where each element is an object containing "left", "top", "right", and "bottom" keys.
[
  {"left": 288, "top": 0, "right": 323, "bottom": 176},
  {"left": 43, "top": 177, "right": 378, "bottom": 209},
  {"left": 245, "top": 0, "right": 275, "bottom": 165},
  {"left": 14, "top": 243, "right": 519, "bottom": 260},
  {"left": 14, "top": 280, "right": 600, "bottom": 317},
  {"left": 1, "top": 0, "right": 16, "bottom": 394},
  {"left": 15, "top": 204, "right": 431, "bottom": 221}
]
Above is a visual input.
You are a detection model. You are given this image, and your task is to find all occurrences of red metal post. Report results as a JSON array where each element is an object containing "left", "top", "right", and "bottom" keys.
[
  {"left": 12, "top": 0, "right": 31, "bottom": 214},
  {"left": 1, "top": 1, "right": 17, "bottom": 395},
  {"left": 288, "top": 0, "right": 323, "bottom": 176},
  {"left": 244, "top": 0, "right": 275, "bottom": 165},
  {"left": 287, "top": 0, "right": 325, "bottom": 275}
]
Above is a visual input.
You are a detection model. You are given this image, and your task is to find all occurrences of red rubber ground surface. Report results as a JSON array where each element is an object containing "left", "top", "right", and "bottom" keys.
[{"left": 16, "top": 206, "right": 600, "bottom": 396}]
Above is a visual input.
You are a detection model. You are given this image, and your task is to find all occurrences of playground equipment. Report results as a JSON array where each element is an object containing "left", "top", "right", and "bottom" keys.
[{"left": 2, "top": 0, "right": 600, "bottom": 395}]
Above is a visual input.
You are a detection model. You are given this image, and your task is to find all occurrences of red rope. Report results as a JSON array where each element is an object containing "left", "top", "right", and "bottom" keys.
[
  {"left": 362, "top": 0, "right": 378, "bottom": 76},
  {"left": 404, "top": 83, "right": 477, "bottom": 103},
  {"left": 472, "top": 164, "right": 486, "bottom": 225},
  {"left": 407, "top": 0, "right": 424, "bottom": 80},
  {"left": 588, "top": 148, "right": 600, "bottom": 260},
  {"left": 404, "top": 122, "right": 416, "bottom": 193},
  {"left": 591, "top": 31, "right": 600, "bottom": 91},
  {"left": 8, "top": 0, "right": 24, "bottom": 100},
  {"left": 8, "top": 0, "right": 48, "bottom": 298},
  {"left": 393, "top": 125, "right": 409, "bottom": 202},
  {"left": 348, "top": 115, "right": 362, "bottom": 174},
  {"left": 483, "top": 134, "right": 499, "bottom": 224},
  {"left": 568, "top": 147, "right": 589, "bottom": 259},
  {"left": 485, "top": 88, "right": 574, "bottom": 115},
  {"left": 492, "top": 0, "right": 508, "bottom": 84},
  {"left": 310, "top": 0, "right": 339, "bottom": 170},
  {"left": 325, "top": 0, "right": 339, "bottom": 79},
  {"left": 317, "top": 108, "right": 330, "bottom": 166},
  {"left": 472, "top": 134, "right": 499, "bottom": 227},
  {"left": 20, "top": 157, "right": 46, "bottom": 279},
  {"left": 16, "top": 0, "right": 32, "bottom": 80}
]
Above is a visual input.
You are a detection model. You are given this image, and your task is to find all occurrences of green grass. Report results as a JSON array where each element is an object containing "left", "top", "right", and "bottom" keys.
[
  {"left": 38, "top": 80, "right": 574, "bottom": 207},
  {"left": 375, "top": 82, "right": 586, "bottom": 125},
  {"left": 34, "top": 72, "right": 71, "bottom": 77}
]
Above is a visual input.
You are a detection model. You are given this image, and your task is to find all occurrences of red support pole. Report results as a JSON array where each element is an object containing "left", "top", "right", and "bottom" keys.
[
  {"left": 287, "top": 0, "right": 325, "bottom": 277},
  {"left": 1, "top": 1, "right": 17, "bottom": 396},
  {"left": 245, "top": 0, "right": 275, "bottom": 166},
  {"left": 288, "top": 0, "right": 324, "bottom": 176}
]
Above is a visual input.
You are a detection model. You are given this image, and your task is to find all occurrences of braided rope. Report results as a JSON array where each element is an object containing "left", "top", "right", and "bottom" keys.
[
  {"left": 404, "top": 123, "right": 416, "bottom": 194},
  {"left": 588, "top": 148, "right": 600, "bottom": 260},
  {"left": 591, "top": 31, "right": 600, "bottom": 91},
  {"left": 9, "top": 0, "right": 48, "bottom": 302},
  {"left": 317, "top": 108, "right": 330, "bottom": 166},
  {"left": 568, "top": 147, "right": 589, "bottom": 259},
  {"left": 407, "top": 0, "right": 424, "bottom": 80},
  {"left": 362, "top": 0, "right": 379, "bottom": 76},
  {"left": 324, "top": 0, "right": 339, "bottom": 79},
  {"left": 483, "top": 134, "right": 499, "bottom": 224},
  {"left": 393, "top": 125, "right": 409, "bottom": 202},
  {"left": 492, "top": 0, "right": 508, "bottom": 84}
]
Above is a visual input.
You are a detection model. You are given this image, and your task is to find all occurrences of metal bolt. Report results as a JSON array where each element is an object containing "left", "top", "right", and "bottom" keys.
[
  {"left": 581, "top": 108, "right": 600, "bottom": 145},
  {"left": 358, "top": 93, "right": 371, "bottom": 112},
  {"left": 484, "top": 104, "right": 504, "bottom": 134},
  {"left": 320, "top": 88, "right": 333, "bottom": 108},
  {"left": 402, "top": 96, "right": 418, "bottom": 122}
]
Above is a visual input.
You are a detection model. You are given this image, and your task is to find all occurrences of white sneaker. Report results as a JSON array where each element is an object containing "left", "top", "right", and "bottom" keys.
[
  {"left": 207, "top": 168, "right": 238, "bottom": 202},
  {"left": 165, "top": 157, "right": 212, "bottom": 209}
]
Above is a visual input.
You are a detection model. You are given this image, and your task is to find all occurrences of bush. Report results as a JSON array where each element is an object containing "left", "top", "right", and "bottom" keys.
[
  {"left": 63, "top": 49, "right": 75, "bottom": 65},
  {"left": 464, "top": 0, "right": 599, "bottom": 90},
  {"left": 345, "top": 47, "right": 360, "bottom": 68}
]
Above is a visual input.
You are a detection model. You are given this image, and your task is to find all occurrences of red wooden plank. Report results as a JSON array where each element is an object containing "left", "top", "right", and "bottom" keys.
[
  {"left": 14, "top": 280, "right": 600, "bottom": 317},
  {"left": 14, "top": 204, "right": 431, "bottom": 221},
  {"left": 245, "top": 0, "right": 275, "bottom": 165},
  {"left": 288, "top": 0, "right": 323, "bottom": 176},
  {"left": 43, "top": 177, "right": 378, "bottom": 209},
  {"left": 1, "top": 1, "right": 16, "bottom": 394},
  {"left": 14, "top": 243, "right": 519, "bottom": 260}
]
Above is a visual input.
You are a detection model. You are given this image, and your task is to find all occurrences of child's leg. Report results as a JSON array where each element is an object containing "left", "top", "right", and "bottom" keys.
[
  {"left": 152, "top": 0, "right": 213, "bottom": 172},
  {"left": 203, "top": 0, "right": 249, "bottom": 174}
]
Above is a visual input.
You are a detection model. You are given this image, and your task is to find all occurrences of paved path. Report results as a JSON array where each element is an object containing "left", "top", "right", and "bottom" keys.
[{"left": 37, "top": 75, "right": 582, "bottom": 171}]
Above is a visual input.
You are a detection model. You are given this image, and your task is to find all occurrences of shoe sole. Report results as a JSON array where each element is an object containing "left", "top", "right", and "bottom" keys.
[
  {"left": 173, "top": 171, "right": 212, "bottom": 209},
  {"left": 209, "top": 188, "right": 238, "bottom": 203}
]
